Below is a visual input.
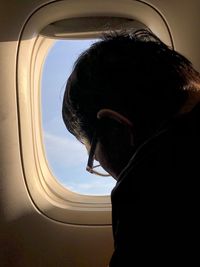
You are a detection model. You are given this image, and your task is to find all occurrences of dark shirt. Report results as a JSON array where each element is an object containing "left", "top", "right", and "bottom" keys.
[{"left": 109, "top": 103, "right": 200, "bottom": 266}]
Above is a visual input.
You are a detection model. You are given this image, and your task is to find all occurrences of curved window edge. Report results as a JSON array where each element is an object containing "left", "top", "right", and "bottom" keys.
[{"left": 16, "top": 0, "right": 173, "bottom": 225}]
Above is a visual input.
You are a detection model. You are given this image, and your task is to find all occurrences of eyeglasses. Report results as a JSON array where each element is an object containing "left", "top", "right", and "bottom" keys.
[{"left": 86, "top": 131, "right": 110, "bottom": 177}]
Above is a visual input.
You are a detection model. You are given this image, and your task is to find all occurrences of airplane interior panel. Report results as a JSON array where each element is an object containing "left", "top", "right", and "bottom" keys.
[{"left": 0, "top": 0, "right": 199, "bottom": 266}]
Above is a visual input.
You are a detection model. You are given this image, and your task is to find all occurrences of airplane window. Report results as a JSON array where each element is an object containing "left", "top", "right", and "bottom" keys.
[{"left": 41, "top": 40, "right": 116, "bottom": 195}]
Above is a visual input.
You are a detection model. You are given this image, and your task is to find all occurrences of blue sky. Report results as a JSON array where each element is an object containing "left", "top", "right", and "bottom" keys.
[{"left": 41, "top": 40, "right": 116, "bottom": 195}]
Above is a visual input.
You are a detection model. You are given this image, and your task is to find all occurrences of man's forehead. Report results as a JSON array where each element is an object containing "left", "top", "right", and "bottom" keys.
[
  {"left": 68, "top": 71, "right": 77, "bottom": 86},
  {"left": 66, "top": 71, "right": 77, "bottom": 97}
]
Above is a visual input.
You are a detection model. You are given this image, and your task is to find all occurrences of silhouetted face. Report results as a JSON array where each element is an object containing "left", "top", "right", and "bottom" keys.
[
  {"left": 83, "top": 121, "right": 135, "bottom": 181},
  {"left": 83, "top": 135, "right": 118, "bottom": 179}
]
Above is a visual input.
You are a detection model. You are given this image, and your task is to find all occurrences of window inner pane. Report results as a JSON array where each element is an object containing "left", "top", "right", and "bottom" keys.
[{"left": 41, "top": 40, "right": 116, "bottom": 195}]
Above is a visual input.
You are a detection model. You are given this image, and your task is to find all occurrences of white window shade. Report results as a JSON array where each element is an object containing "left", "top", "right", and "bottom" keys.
[{"left": 40, "top": 17, "right": 147, "bottom": 39}]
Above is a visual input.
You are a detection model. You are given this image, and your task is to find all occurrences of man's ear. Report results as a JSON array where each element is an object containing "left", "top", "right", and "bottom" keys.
[
  {"left": 97, "top": 109, "right": 134, "bottom": 146},
  {"left": 97, "top": 109, "right": 133, "bottom": 128}
]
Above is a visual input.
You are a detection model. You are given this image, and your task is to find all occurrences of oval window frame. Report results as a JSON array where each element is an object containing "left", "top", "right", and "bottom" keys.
[{"left": 17, "top": 0, "right": 173, "bottom": 225}]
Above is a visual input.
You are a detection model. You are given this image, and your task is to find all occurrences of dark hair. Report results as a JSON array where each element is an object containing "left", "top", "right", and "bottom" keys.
[{"left": 62, "top": 29, "right": 200, "bottom": 143}]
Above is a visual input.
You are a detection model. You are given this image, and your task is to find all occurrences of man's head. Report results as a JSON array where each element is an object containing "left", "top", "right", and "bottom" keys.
[{"left": 62, "top": 30, "right": 200, "bottom": 179}]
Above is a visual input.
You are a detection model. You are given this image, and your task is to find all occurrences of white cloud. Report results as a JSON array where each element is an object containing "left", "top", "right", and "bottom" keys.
[
  {"left": 43, "top": 131, "right": 116, "bottom": 195},
  {"left": 42, "top": 115, "right": 67, "bottom": 136},
  {"left": 43, "top": 131, "right": 87, "bottom": 167},
  {"left": 65, "top": 179, "right": 115, "bottom": 195}
]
